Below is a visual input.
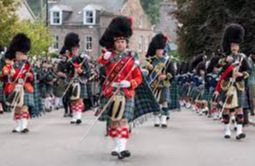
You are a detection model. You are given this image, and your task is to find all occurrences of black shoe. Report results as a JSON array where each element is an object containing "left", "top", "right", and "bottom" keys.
[
  {"left": 68, "top": 114, "right": 73, "bottom": 118},
  {"left": 224, "top": 135, "right": 231, "bottom": 139},
  {"left": 21, "top": 128, "right": 29, "bottom": 133},
  {"left": 64, "top": 114, "right": 69, "bottom": 117},
  {"left": 161, "top": 124, "right": 167, "bottom": 128},
  {"left": 154, "top": 124, "right": 160, "bottom": 127},
  {"left": 70, "top": 121, "right": 76, "bottom": 124},
  {"left": 120, "top": 150, "right": 131, "bottom": 158},
  {"left": 12, "top": 129, "right": 19, "bottom": 133},
  {"left": 76, "top": 119, "right": 82, "bottom": 124},
  {"left": 111, "top": 151, "right": 118, "bottom": 156},
  {"left": 236, "top": 133, "right": 246, "bottom": 140},
  {"left": 117, "top": 153, "right": 125, "bottom": 160}
]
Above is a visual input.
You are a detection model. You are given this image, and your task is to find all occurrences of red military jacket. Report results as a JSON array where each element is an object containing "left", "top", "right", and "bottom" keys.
[
  {"left": 2, "top": 60, "right": 34, "bottom": 94},
  {"left": 97, "top": 50, "right": 142, "bottom": 98}
]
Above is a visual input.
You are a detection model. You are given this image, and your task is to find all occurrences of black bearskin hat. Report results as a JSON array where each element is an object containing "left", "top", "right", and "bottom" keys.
[
  {"left": 206, "top": 56, "right": 220, "bottom": 73},
  {"left": 190, "top": 55, "right": 206, "bottom": 72},
  {"left": 196, "top": 62, "right": 206, "bottom": 75},
  {"left": 251, "top": 46, "right": 255, "bottom": 55},
  {"left": 5, "top": 33, "right": 31, "bottom": 60},
  {"left": 146, "top": 33, "right": 168, "bottom": 57},
  {"left": 222, "top": 23, "right": 245, "bottom": 55},
  {"left": 99, "top": 16, "right": 133, "bottom": 50},
  {"left": 63, "top": 32, "right": 80, "bottom": 53}
]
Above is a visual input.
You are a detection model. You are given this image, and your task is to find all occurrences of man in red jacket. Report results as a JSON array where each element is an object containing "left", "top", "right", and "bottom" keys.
[{"left": 97, "top": 16, "right": 142, "bottom": 160}]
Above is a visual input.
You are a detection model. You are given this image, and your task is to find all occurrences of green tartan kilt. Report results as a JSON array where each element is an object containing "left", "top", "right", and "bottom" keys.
[
  {"left": 190, "top": 86, "right": 199, "bottom": 99},
  {"left": 80, "top": 82, "right": 92, "bottom": 99},
  {"left": 24, "top": 92, "right": 35, "bottom": 107},
  {"left": 203, "top": 87, "right": 214, "bottom": 102},
  {"left": 32, "top": 82, "right": 43, "bottom": 117},
  {"left": 0, "top": 83, "right": 4, "bottom": 102},
  {"left": 99, "top": 96, "right": 134, "bottom": 123},
  {"left": 169, "top": 80, "right": 180, "bottom": 109},
  {"left": 180, "top": 84, "right": 189, "bottom": 97},
  {"left": 159, "top": 87, "right": 171, "bottom": 104}
]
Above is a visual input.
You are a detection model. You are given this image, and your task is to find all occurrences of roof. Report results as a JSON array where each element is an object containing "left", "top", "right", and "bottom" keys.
[{"left": 50, "top": 0, "right": 127, "bottom": 23}]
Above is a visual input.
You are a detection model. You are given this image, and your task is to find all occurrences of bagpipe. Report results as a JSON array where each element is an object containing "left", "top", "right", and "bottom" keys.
[
  {"left": 53, "top": 53, "right": 98, "bottom": 100},
  {"left": 145, "top": 55, "right": 171, "bottom": 101},
  {"left": 82, "top": 51, "right": 140, "bottom": 142},
  {"left": 5, "top": 59, "right": 34, "bottom": 108},
  {"left": 216, "top": 54, "right": 245, "bottom": 110}
]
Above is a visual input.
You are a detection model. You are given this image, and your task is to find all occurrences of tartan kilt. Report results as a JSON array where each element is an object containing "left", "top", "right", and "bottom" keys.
[
  {"left": 80, "top": 82, "right": 92, "bottom": 99},
  {"left": 99, "top": 96, "right": 134, "bottom": 122},
  {"left": 190, "top": 86, "right": 199, "bottom": 100},
  {"left": 0, "top": 83, "right": 4, "bottom": 102},
  {"left": 31, "top": 81, "right": 43, "bottom": 117},
  {"left": 159, "top": 87, "right": 171, "bottom": 104},
  {"left": 169, "top": 80, "right": 180, "bottom": 110},
  {"left": 24, "top": 92, "right": 35, "bottom": 107},
  {"left": 180, "top": 84, "right": 189, "bottom": 97},
  {"left": 248, "top": 85, "right": 255, "bottom": 111},
  {"left": 203, "top": 87, "right": 214, "bottom": 102}
]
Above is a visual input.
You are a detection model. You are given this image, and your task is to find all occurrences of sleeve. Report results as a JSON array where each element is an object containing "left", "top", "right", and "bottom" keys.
[
  {"left": 97, "top": 55, "right": 110, "bottom": 65},
  {"left": 239, "top": 57, "right": 250, "bottom": 80},
  {"left": 130, "top": 66, "right": 143, "bottom": 90},
  {"left": 81, "top": 59, "right": 91, "bottom": 78}
]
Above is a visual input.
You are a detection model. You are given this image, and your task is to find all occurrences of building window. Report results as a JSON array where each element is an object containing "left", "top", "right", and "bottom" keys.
[
  {"left": 85, "top": 36, "right": 93, "bottom": 51},
  {"left": 84, "top": 10, "right": 95, "bottom": 25},
  {"left": 53, "top": 35, "right": 59, "bottom": 49},
  {"left": 138, "top": 36, "right": 143, "bottom": 53},
  {"left": 50, "top": 11, "right": 62, "bottom": 25}
]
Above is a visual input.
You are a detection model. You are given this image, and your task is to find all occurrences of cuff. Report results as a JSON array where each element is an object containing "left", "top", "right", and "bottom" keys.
[
  {"left": 167, "top": 73, "right": 173, "bottom": 80},
  {"left": 242, "top": 71, "right": 249, "bottom": 79},
  {"left": 130, "top": 79, "right": 138, "bottom": 90}
]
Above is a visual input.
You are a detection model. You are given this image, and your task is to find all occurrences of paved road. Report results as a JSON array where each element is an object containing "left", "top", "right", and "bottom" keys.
[{"left": 0, "top": 109, "right": 255, "bottom": 166}]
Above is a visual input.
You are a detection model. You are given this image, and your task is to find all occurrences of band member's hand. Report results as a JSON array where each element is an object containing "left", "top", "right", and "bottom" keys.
[
  {"left": 111, "top": 82, "right": 119, "bottom": 88},
  {"left": 159, "top": 74, "right": 167, "bottom": 80},
  {"left": 77, "top": 68, "right": 83, "bottom": 74},
  {"left": 226, "top": 56, "right": 234, "bottom": 63},
  {"left": 103, "top": 51, "right": 112, "bottom": 60},
  {"left": 10, "top": 69, "right": 16, "bottom": 76},
  {"left": 119, "top": 80, "right": 131, "bottom": 88},
  {"left": 214, "top": 91, "right": 219, "bottom": 97},
  {"left": 57, "top": 72, "right": 67, "bottom": 78},
  {"left": 26, "top": 72, "right": 32, "bottom": 77},
  {"left": 233, "top": 72, "right": 243, "bottom": 78}
]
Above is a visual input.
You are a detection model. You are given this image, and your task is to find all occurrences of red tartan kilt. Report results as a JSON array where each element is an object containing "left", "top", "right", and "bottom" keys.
[{"left": 70, "top": 100, "right": 85, "bottom": 112}]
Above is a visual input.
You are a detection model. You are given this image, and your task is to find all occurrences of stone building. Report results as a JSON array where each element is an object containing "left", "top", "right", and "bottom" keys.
[
  {"left": 16, "top": 0, "right": 36, "bottom": 21},
  {"left": 48, "top": 0, "right": 154, "bottom": 59},
  {"left": 156, "top": 0, "right": 178, "bottom": 43}
]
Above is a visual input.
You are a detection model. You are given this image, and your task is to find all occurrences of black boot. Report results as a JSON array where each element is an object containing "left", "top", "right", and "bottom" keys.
[
  {"left": 120, "top": 150, "right": 131, "bottom": 158},
  {"left": 236, "top": 133, "right": 246, "bottom": 140},
  {"left": 76, "top": 119, "right": 82, "bottom": 124},
  {"left": 21, "top": 128, "right": 29, "bottom": 133}
]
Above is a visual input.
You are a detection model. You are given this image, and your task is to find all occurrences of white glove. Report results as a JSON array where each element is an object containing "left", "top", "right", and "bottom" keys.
[
  {"left": 111, "top": 82, "right": 120, "bottom": 88},
  {"left": 103, "top": 51, "right": 112, "bottom": 60},
  {"left": 119, "top": 80, "right": 131, "bottom": 88}
]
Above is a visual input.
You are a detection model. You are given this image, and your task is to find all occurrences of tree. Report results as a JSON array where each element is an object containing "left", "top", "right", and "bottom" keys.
[
  {"left": 0, "top": 0, "right": 53, "bottom": 56},
  {"left": 0, "top": 0, "right": 19, "bottom": 47},
  {"left": 15, "top": 20, "right": 53, "bottom": 56},
  {"left": 175, "top": 0, "right": 255, "bottom": 59},
  {"left": 140, "top": 0, "right": 164, "bottom": 24}
]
